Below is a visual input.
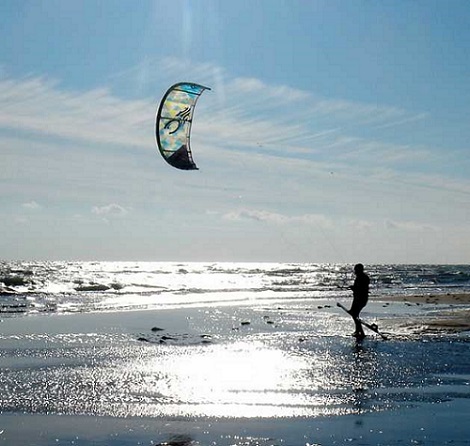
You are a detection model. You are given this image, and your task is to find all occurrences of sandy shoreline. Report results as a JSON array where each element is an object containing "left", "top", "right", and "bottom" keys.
[
  {"left": 376, "top": 292, "right": 470, "bottom": 334},
  {"left": 377, "top": 292, "right": 470, "bottom": 305}
]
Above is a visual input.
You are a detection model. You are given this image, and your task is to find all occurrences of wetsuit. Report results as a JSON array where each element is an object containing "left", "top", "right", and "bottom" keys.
[{"left": 350, "top": 271, "right": 370, "bottom": 336}]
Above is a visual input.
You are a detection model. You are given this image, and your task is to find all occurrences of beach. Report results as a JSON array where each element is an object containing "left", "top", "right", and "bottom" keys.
[
  {"left": 1, "top": 296, "right": 470, "bottom": 445},
  {"left": 1, "top": 262, "right": 470, "bottom": 445},
  {"left": 2, "top": 400, "right": 470, "bottom": 446},
  {"left": 376, "top": 292, "right": 470, "bottom": 335}
]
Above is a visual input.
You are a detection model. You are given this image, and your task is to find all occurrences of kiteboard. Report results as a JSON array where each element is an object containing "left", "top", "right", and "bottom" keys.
[{"left": 337, "top": 302, "right": 388, "bottom": 340}]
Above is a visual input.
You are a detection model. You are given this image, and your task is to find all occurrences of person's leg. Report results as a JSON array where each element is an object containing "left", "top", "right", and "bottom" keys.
[
  {"left": 354, "top": 318, "right": 365, "bottom": 338},
  {"left": 349, "top": 301, "right": 366, "bottom": 337}
]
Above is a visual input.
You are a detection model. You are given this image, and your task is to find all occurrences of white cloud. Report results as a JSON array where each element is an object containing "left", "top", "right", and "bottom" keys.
[
  {"left": 1, "top": 58, "right": 469, "bottom": 262},
  {"left": 0, "top": 65, "right": 463, "bottom": 219},
  {"left": 384, "top": 219, "right": 438, "bottom": 232},
  {"left": 347, "top": 219, "right": 374, "bottom": 231},
  {"left": 223, "top": 208, "right": 288, "bottom": 224},
  {"left": 22, "top": 200, "right": 41, "bottom": 210},
  {"left": 0, "top": 61, "right": 432, "bottom": 175},
  {"left": 0, "top": 76, "right": 152, "bottom": 149},
  {"left": 108, "top": 56, "right": 428, "bottom": 157},
  {"left": 223, "top": 211, "right": 440, "bottom": 237},
  {"left": 222, "top": 208, "right": 332, "bottom": 227},
  {"left": 92, "top": 204, "right": 129, "bottom": 218},
  {"left": 15, "top": 216, "right": 28, "bottom": 224},
  {"left": 156, "top": 57, "right": 420, "bottom": 125}
]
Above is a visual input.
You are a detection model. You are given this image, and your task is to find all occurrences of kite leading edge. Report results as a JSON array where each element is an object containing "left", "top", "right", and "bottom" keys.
[{"left": 155, "top": 82, "right": 211, "bottom": 170}]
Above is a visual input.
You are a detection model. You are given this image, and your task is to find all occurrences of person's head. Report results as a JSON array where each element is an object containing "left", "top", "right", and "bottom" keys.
[{"left": 354, "top": 263, "right": 364, "bottom": 274}]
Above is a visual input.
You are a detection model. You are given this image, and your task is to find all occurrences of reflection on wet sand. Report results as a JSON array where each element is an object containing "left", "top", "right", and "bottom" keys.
[
  {"left": 1, "top": 296, "right": 469, "bottom": 422},
  {"left": 3, "top": 331, "right": 467, "bottom": 421}
]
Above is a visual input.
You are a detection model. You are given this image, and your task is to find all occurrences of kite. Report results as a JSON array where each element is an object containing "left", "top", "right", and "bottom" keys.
[{"left": 155, "top": 82, "right": 211, "bottom": 170}]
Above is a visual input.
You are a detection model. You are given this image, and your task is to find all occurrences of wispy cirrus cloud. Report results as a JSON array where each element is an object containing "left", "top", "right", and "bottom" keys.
[
  {"left": 108, "top": 57, "right": 428, "bottom": 152},
  {"left": 0, "top": 76, "right": 152, "bottom": 148},
  {"left": 155, "top": 57, "right": 424, "bottom": 127},
  {"left": 0, "top": 59, "right": 438, "bottom": 177},
  {"left": 2, "top": 63, "right": 457, "bottom": 224}
]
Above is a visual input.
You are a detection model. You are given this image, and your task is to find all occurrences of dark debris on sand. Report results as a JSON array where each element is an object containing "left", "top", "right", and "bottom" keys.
[
  {"left": 137, "top": 327, "right": 213, "bottom": 346},
  {"left": 154, "top": 434, "right": 194, "bottom": 446}
]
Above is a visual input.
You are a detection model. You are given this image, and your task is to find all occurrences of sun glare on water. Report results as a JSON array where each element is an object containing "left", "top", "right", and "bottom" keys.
[{"left": 121, "top": 340, "right": 346, "bottom": 419}]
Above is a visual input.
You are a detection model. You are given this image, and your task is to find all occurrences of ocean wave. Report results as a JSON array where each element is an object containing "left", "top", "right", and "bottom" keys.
[{"left": 1, "top": 261, "right": 470, "bottom": 316}]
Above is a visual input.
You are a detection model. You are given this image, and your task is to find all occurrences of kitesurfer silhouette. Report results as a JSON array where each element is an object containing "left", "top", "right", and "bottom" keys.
[{"left": 348, "top": 263, "right": 370, "bottom": 339}]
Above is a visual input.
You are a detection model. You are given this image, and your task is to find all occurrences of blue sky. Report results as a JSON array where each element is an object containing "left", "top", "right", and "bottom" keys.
[{"left": 1, "top": 0, "right": 470, "bottom": 263}]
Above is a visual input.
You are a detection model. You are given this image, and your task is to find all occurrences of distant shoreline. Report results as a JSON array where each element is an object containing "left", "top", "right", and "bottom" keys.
[
  {"left": 376, "top": 293, "right": 470, "bottom": 334},
  {"left": 376, "top": 292, "right": 470, "bottom": 305}
]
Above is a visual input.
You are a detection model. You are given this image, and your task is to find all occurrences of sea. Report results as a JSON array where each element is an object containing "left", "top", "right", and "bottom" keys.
[
  {"left": 2, "top": 261, "right": 470, "bottom": 315},
  {"left": 1, "top": 262, "right": 470, "bottom": 445}
]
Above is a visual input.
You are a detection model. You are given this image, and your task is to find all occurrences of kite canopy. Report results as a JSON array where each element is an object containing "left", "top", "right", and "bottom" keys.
[{"left": 155, "top": 82, "right": 210, "bottom": 170}]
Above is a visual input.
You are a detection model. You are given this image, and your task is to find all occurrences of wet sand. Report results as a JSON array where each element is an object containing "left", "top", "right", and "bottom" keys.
[
  {"left": 2, "top": 399, "right": 470, "bottom": 446},
  {"left": 377, "top": 292, "right": 470, "bottom": 305},
  {"left": 1, "top": 296, "right": 470, "bottom": 445},
  {"left": 376, "top": 293, "right": 470, "bottom": 334}
]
